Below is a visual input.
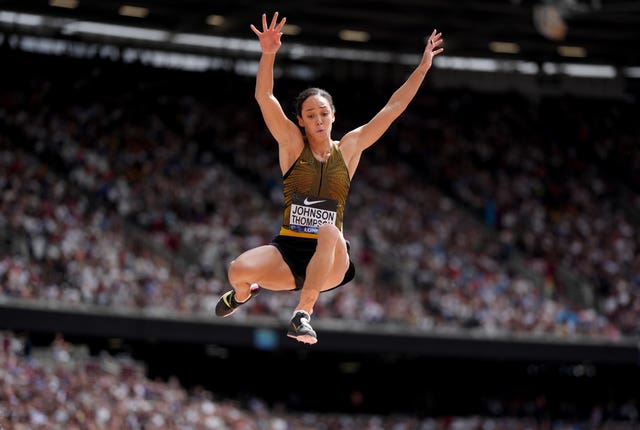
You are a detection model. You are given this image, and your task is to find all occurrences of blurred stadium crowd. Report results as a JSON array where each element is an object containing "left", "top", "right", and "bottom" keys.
[
  {"left": 1, "top": 52, "right": 639, "bottom": 428},
  {"left": 1, "top": 331, "right": 638, "bottom": 429}
]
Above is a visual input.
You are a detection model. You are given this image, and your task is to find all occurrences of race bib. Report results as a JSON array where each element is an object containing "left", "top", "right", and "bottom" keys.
[{"left": 289, "top": 193, "right": 338, "bottom": 234}]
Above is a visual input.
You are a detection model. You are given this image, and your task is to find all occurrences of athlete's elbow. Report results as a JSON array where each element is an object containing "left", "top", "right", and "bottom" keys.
[
  {"left": 254, "top": 91, "right": 272, "bottom": 105},
  {"left": 385, "top": 100, "right": 409, "bottom": 116}
]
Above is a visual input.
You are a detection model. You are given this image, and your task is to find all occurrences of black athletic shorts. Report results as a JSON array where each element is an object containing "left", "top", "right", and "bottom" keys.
[{"left": 270, "top": 234, "right": 356, "bottom": 291}]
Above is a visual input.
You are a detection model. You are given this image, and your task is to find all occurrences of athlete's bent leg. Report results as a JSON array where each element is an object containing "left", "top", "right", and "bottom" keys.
[
  {"left": 227, "top": 244, "right": 296, "bottom": 301},
  {"left": 295, "top": 224, "right": 349, "bottom": 315},
  {"left": 216, "top": 244, "right": 297, "bottom": 318}
]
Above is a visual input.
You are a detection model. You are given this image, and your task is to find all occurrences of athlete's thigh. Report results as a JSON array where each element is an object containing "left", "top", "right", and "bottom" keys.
[
  {"left": 322, "top": 236, "right": 350, "bottom": 291},
  {"left": 233, "top": 244, "right": 297, "bottom": 291}
]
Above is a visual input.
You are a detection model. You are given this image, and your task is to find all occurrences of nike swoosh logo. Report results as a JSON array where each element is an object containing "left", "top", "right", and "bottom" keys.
[
  {"left": 299, "top": 160, "right": 309, "bottom": 165},
  {"left": 304, "top": 197, "right": 326, "bottom": 205},
  {"left": 223, "top": 293, "right": 232, "bottom": 307}
]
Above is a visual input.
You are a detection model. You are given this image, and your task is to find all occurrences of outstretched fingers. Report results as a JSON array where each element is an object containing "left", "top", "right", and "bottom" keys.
[
  {"left": 251, "top": 12, "right": 286, "bottom": 35},
  {"left": 428, "top": 29, "right": 444, "bottom": 56},
  {"left": 430, "top": 29, "right": 443, "bottom": 41},
  {"left": 270, "top": 12, "right": 286, "bottom": 33},
  {"left": 269, "top": 11, "right": 279, "bottom": 29},
  {"left": 249, "top": 13, "right": 267, "bottom": 36}
]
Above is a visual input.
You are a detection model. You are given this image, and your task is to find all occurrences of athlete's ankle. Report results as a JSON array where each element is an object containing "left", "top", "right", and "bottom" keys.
[
  {"left": 235, "top": 291, "right": 250, "bottom": 303},
  {"left": 292, "top": 309, "right": 311, "bottom": 318},
  {"left": 235, "top": 283, "right": 260, "bottom": 303}
]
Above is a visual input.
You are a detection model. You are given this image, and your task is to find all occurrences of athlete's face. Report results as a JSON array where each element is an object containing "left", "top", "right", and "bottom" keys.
[{"left": 297, "top": 95, "right": 335, "bottom": 139}]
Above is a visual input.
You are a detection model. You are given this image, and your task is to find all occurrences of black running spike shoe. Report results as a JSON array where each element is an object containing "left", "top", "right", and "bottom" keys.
[
  {"left": 214, "top": 284, "right": 260, "bottom": 317},
  {"left": 287, "top": 310, "right": 317, "bottom": 344}
]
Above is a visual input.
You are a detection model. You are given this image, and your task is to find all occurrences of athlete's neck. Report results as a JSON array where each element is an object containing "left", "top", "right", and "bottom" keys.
[{"left": 309, "top": 140, "right": 332, "bottom": 162}]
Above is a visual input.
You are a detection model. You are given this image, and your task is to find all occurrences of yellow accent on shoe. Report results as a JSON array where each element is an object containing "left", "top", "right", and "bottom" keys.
[
  {"left": 222, "top": 291, "right": 233, "bottom": 307},
  {"left": 214, "top": 285, "right": 261, "bottom": 318}
]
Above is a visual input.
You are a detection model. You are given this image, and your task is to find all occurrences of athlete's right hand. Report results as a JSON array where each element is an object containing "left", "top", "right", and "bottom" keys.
[{"left": 250, "top": 12, "right": 287, "bottom": 54}]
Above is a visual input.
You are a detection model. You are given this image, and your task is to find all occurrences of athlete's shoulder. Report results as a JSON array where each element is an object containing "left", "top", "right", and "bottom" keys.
[{"left": 336, "top": 133, "right": 362, "bottom": 164}]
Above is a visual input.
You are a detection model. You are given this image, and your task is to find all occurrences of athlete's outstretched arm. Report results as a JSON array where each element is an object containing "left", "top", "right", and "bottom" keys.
[
  {"left": 250, "top": 12, "right": 302, "bottom": 172},
  {"left": 341, "top": 29, "right": 444, "bottom": 162}
]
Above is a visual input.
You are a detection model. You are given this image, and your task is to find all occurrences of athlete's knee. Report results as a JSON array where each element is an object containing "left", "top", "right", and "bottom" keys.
[
  {"left": 227, "top": 258, "right": 247, "bottom": 285},
  {"left": 317, "top": 223, "right": 340, "bottom": 244}
]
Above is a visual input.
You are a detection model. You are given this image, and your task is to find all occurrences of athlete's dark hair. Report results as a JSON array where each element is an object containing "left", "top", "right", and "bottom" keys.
[{"left": 294, "top": 87, "right": 335, "bottom": 117}]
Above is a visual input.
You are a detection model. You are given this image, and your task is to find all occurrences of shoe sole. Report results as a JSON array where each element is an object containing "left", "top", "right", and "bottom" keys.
[
  {"left": 287, "top": 333, "right": 318, "bottom": 345},
  {"left": 219, "top": 308, "right": 237, "bottom": 318}
]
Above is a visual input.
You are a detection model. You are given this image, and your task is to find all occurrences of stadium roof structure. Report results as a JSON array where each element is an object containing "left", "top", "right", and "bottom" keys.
[{"left": 1, "top": 0, "right": 639, "bottom": 68}]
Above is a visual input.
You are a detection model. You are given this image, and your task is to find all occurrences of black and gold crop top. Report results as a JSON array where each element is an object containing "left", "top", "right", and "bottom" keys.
[{"left": 280, "top": 141, "right": 351, "bottom": 238}]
